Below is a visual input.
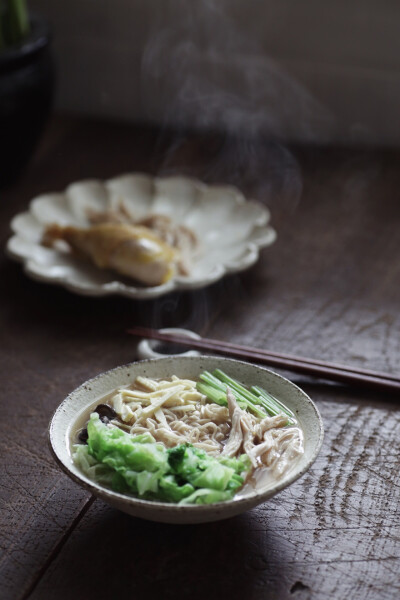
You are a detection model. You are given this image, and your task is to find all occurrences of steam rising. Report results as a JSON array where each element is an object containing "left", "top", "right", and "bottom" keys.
[
  {"left": 140, "top": 1, "right": 334, "bottom": 328},
  {"left": 141, "top": 1, "right": 333, "bottom": 143}
]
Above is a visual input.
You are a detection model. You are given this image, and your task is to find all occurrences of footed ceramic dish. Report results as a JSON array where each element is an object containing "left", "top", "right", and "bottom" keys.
[
  {"left": 6, "top": 173, "right": 276, "bottom": 299},
  {"left": 49, "top": 356, "right": 324, "bottom": 524}
]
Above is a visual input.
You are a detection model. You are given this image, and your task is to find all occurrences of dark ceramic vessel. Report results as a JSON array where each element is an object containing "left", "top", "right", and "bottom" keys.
[{"left": 0, "top": 14, "right": 54, "bottom": 187}]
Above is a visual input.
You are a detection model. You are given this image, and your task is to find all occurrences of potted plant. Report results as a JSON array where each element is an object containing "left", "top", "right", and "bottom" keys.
[{"left": 0, "top": 0, "right": 54, "bottom": 187}]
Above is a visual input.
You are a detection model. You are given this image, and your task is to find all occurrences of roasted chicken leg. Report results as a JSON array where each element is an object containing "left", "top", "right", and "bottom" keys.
[{"left": 42, "top": 222, "right": 179, "bottom": 286}]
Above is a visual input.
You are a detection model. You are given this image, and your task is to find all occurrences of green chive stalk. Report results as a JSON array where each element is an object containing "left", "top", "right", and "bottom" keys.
[
  {"left": 251, "top": 386, "right": 296, "bottom": 423},
  {"left": 196, "top": 382, "right": 227, "bottom": 407},
  {"left": 196, "top": 369, "right": 296, "bottom": 424},
  {"left": 198, "top": 372, "right": 254, "bottom": 413},
  {"left": 0, "top": 0, "right": 30, "bottom": 51}
]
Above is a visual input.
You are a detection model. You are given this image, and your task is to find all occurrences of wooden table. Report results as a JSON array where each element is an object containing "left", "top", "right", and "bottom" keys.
[{"left": 1, "top": 116, "right": 400, "bottom": 600}]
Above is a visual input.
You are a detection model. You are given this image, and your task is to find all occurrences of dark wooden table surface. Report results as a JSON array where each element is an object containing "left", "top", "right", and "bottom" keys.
[{"left": 1, "top": 116, "right": 400, "bottom": 600}]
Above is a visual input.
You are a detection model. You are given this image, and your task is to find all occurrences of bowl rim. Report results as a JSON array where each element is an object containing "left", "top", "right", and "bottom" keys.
[{"left": 48, "top": 356, "right": 324, "bottom": 514}]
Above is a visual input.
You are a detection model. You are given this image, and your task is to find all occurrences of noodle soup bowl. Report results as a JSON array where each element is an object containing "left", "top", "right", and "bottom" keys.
[{"left": 49, "top": 356, "right": 324, "bottom": 524}]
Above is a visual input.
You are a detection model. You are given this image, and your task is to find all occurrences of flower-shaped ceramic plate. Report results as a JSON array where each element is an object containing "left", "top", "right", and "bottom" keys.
[{"left": 6, "top": 174, "right": 276, "bottom": 299}]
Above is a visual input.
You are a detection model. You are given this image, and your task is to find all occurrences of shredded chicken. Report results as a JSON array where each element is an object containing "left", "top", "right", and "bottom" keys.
[
  {"left": 222, "top": 388, "right": 303, "bottom": 476},
  {"left": 221, "top": 391, "right": 243, "bottom": 457}
]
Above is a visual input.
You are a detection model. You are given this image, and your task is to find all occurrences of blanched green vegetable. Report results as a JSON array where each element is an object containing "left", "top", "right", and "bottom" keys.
[
  {"left": 87, "top": 413, "right": 168, "bottom": 473},
  {"left": 179, "top": 488, "right": 234, "bottom": 505},
  {"left": 168, "top": 444, "right": 245, "bottom": 493},
  {"left": 73, "top": 443, "right": 115, "bottom": 487},
  {"left": 73, "top": 413, "right": 251, "bottom": 504}
]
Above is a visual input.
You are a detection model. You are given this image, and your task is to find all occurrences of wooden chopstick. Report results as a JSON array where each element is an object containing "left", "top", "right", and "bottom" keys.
[{"left": 127, "top": 326, "right": 400, "bottom": 394}]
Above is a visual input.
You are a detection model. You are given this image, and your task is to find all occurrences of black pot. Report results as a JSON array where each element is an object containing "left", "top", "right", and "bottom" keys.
[{"left": 0, "top": 14, "right": 54, "bottom": 187}]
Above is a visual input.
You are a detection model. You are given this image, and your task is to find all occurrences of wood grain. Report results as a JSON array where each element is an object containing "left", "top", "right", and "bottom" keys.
[
  {"left": 27, "top": 395, "right": 400, "bottom": 600},
  {"left": 1, "top": 117, "right": 400, "bottom": 599}
]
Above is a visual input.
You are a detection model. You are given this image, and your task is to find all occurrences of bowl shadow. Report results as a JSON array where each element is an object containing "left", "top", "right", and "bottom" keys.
[{"left": 32, "top": 501, "right": 293, "bottom": 600}]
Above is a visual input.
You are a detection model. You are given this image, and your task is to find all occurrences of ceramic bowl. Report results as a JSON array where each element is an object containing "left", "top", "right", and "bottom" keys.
[
  {"left": 49, "top": 356, "right": 323, "bottom": 524},
  {"left": 7, "top": 173, "right": 276, "bottom": 299}
]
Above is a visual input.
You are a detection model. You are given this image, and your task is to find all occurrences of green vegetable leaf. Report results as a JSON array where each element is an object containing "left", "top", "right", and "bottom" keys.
[
  {"left": 168, "top": 444, "right": 248, "bottom": 492},
  {"left": 75, "top": 414, "right": 252, "bottom": 505},
  {"left": 73, "top": 444, "right": 115, "bottom": 488},
  {"left": 158, "top": 475, "right": 195, "bottom": 502},
  {"left": 179, "top": 488, "right": 233, "bottom": 505},
  {"left": 87, "top": 413, "right": 168, "bottom": 473},
  {"left": 191, "top": 463, "right": 235, "bottom": 491}
]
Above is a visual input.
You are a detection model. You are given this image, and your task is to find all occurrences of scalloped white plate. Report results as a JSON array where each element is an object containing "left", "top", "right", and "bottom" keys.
[{"left": 6, "top": 173, "right": 276, "bottom": 299}]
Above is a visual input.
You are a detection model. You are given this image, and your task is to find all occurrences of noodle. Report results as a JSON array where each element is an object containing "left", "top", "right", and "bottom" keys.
[
  {"left": 109, "top": 377, "right": 231, "bottom": 456},
  {"left": 102, "top": 375, "right": 304, "bottom": 478}
]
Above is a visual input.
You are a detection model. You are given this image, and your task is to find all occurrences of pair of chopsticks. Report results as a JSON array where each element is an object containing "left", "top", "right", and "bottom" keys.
[{"left": 127, "top": 326, "right": 400, "bottom": 394}]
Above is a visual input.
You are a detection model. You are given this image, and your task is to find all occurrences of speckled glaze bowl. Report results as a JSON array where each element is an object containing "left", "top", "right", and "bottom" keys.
[
  {"left": 49, "top": 356, "right": 323, "bottom": 524},
  {"left": 7, "top": 174, "right": 276, "bottom": 299}
]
